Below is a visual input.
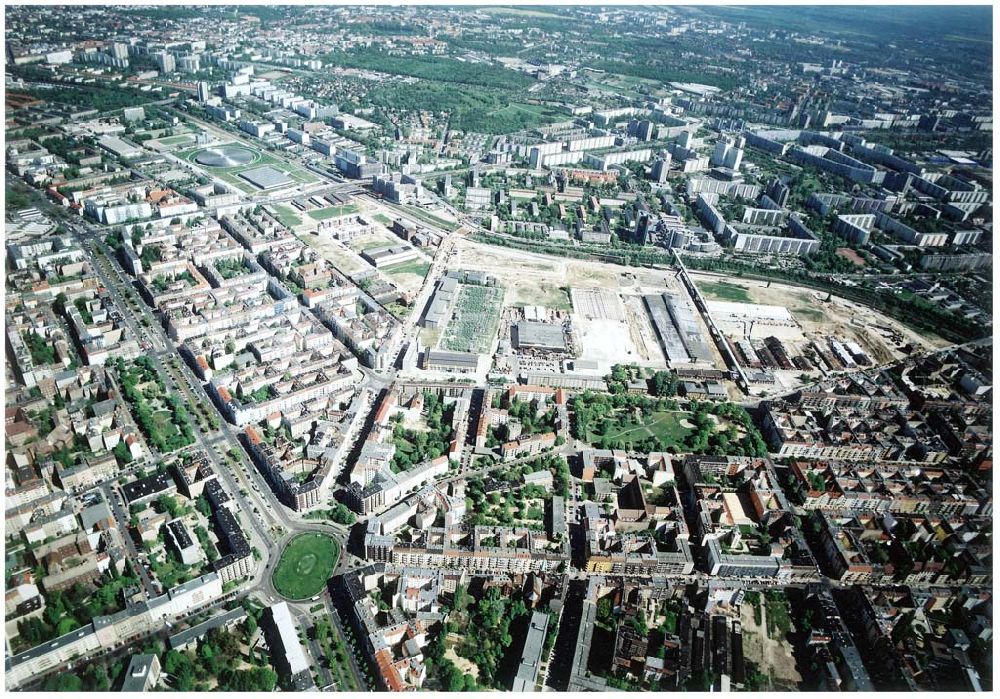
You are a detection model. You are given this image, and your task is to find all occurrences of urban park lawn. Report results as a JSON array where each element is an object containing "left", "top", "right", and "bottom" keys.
[{"left": 271, "top": 533, "right": 340, "bottom": 600}]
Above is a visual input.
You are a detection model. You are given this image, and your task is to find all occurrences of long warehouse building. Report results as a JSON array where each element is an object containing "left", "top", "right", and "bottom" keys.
[
  {"left": 665, "top": 294, "right": 715, "bottom": 363},
  {"left": 644, "top": 293, "right": 715, "bottom": 364},
  {"left": 644, "top": 293, "right": 689, "bottom": 364}
]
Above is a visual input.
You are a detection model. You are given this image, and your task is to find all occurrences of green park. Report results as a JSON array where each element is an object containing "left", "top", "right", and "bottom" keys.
[{"left": 271, "top": 533, "right": 340, "bottom": 600}]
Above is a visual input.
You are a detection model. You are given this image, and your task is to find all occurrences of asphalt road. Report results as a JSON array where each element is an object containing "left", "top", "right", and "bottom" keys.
[
  {"left": 24, "top": 148, "right": 981, "bottom": 693},
  {"left": 65, "top": 217, "right": 374, "bottom": 688}
]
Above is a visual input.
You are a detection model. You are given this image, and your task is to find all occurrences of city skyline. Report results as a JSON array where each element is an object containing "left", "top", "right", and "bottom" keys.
[{"left": 2, "top": 3, "right": 993, "bottom": 693}]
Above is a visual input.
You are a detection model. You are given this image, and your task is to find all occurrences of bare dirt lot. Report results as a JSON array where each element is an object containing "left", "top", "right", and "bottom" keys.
[
  {"left": 691, "top": 271, "right": 949, "bottom": 364},
  {"left": 452, "top": 237, "right": 687, "bottom": 304},
  {"left": 740, "top": 600, "right": 802, "bottom": 690},
  {"left": 347, "top": 232, "right": 401, "bottom": 254},
  {"left": 294, "top": 232, "right": 366, "bottom": 275}
]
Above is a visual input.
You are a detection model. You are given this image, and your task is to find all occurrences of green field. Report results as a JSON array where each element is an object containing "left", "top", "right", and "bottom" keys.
[
  {"left": 308, "top": 203, "right": 360, "bottom": 221},
  {"left": 439, "top": 283, "right": 504, "bottom": 355},
  {"left": 157, "top": 134, "right": 195, "bottom": 146},
  {"left": 765, "top": 593, "right": 793, "bottom": 639},
  {"left": 271, "top": 204, "right": 303, "bottom": 228},
  {"left": 588, "top": 410, "right": 692, "bottom": 445},
  {"left": 271, "top": 533, "right": 340, "bottom": 600},
  {"left": 373, "top": 214, "right": 394, "bottom": 227},
  {"left": 482, "top": 101, "right": 564, "bottom": 126},
  {"left": 151, "top": 410, "right": 183, "bottom": 446},
  {"left": 696, "top": 280, "right": 753, "bottom": 303},
  {"left": 381, "top": 258, "right": 431, "bottom": 279}
]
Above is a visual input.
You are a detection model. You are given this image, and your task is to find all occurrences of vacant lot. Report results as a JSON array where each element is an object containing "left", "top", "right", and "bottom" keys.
[
  {"left": 689, "top": 271, "right": 949, "bottom": 361},
  {"left": 271, "top": 533, "right": 339, "bottom": 600},
  {"left": 512, "top": 283, "right": 572, "bottom": 310},
  {"left": 294, "top": 232, "right": 365, "bottom": 275},
  {"left": 835, "top": 247, "right": 866, "bottom": 266},
  {"left": 348, "top": 232, "right": 399, "bottom": 253},
  {"left": 382, "top": 258, "right": 431, "bottom": 294},
  {"left": 740, "top": 595, "right": 802, "bottom": 690}
]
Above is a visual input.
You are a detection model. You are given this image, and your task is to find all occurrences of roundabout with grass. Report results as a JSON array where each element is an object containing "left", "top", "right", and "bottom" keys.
[{"left": 271, "top": 532, "right": 340, "bottom": 600}]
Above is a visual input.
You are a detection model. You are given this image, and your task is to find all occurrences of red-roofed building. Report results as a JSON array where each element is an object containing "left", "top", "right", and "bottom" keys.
[
  {"left": 245, "top": 426, "right": 262, "bottom": 445},
  {"left": 374, "top": 649, "right": 406, "bottom": 692}
]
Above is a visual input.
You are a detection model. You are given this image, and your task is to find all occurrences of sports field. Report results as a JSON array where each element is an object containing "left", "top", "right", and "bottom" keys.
[
  {"left": 157, "top": 134, "right": 195, "bottom": 146},
  {"left": 271, "top": 533, "right": 339, "bottom": 600},
  {"left": 439, "top": 283, "right": 503, "bottom": 354}
]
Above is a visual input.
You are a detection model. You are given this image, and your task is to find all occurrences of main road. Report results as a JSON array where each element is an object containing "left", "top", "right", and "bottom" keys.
[{"left": 72, "top": 214, "right": 376, "bottom": 687}]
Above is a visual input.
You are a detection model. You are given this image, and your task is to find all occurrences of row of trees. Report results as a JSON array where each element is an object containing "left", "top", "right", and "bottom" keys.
[
  {"left": 472, "top": 232, "right": 679, "bottom": 268},
  {"left": 605, "top": 364, "right": 679, "bottom": 398},
  {"left": 306, "top": 502, "right": 357, "bottom": 526}
]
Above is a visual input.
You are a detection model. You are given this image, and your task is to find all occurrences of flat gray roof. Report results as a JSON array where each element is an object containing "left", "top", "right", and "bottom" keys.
[
  {"left": 515, "top": 320, "right": 567, "bottom": 351},
  {"left": 644, "top": 294, "right": 688, "bottom": 364},
  {"left": 511, "top": 611, "right": 549, "bottom": 691},
  {"left": 120, "top": 654, "right": 158, "bottom": 692},
  {"left": 426, "top": 348, "right": 479, "bottom": 368},
  {"left": 239, "top": 165, "right": 294, "bottom": 190}
]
